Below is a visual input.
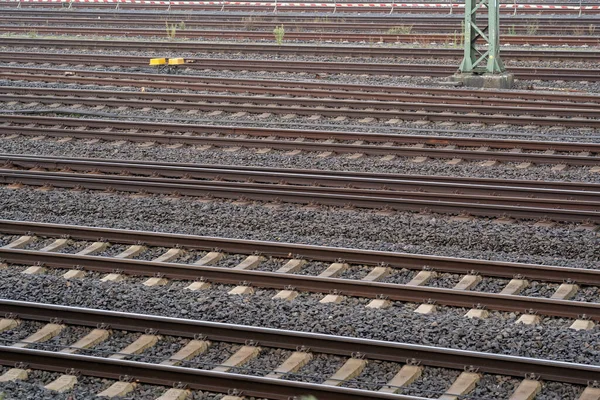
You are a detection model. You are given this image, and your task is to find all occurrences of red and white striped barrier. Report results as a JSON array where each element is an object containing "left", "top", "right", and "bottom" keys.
[{"left": 1, "top": 0, "right": 598, "bottom": 9}]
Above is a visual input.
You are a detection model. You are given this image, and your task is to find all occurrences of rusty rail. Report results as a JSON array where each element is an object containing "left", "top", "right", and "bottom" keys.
[
  {"left": 2, "top": 15, "right": 599, "bottom": 34},
  {"left": 3, "top": 86, "right": 600, "bottom": 125},
  {"left": 2, "top": 248, "right": 599, "bottom": 319},
  {"left": 1, "top": 223, "right": 600, "bottom": 318},
  {"left": 3, "top": 8, "right": 600, "bottom": 22},
  {"left": 2, "top": 115, "right": 599, "bottom": 165},
  {"left": 1, "top": 48, "right": 598, "bottom": 80},
  {"left": 6, "top": 1, "right": 598, "bottom": 14},
  {"left": 2, "top": 25, "right": 599, "bottom": 45},
  {"left": 0, "top": 219, "right": 597, "bottom": 285},
  {"left": 2, "top": 38, "right": 600, "bottom": 60},
  {"left": 0, "top": 300, "right": 599, "bottom": 386},
  {"left": 0, "top": 351, "right": 403, "bottom": 400},
  {"left": 2, "top": 154, "right": 598, "bottom": 201},
  {"left": 1, "top": 169, "right": 599, "bottom": 222},
  {"left": 3, "top": 66, "right": 600, "bottom": 104},
  {"left": 1, "top": 117, "right": 599, "bottom": 166}
]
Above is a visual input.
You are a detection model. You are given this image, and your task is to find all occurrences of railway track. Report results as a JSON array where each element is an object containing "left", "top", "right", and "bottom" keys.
[
  {"left": 1, "top": 4, "right": 598, "bottom": 399},
  {"left": 0, "top": 300, "right": 599, "bottom": 399},
  {"left": 2, "top": 15, "right": 600, "bottom": 35},
  {"left": 0, "top": 155, "right": 599, "bottom": 222},
  {"left": 4, "top": 65, "right": 600, "bottom": 105},
  {"left": 2, "top": 25, "right": 599, "bottom": 45},
  {"left": 5, "top": 1, "right": 599, "bottom": 14},
  {"left": 3, "top": 37, "right": 599, "bottom": 61},
  {"left": 3, "top": 50, "right": 599, "bottom": 81},
  {"left": 3, "top": 153, "right": 600, "bottom": 198},
  {"left": 3, "top": 15, "right": 600, "bottom": 35},
  {"left": 3, "top": 154, "right": 598, "bottom": 195},
  {"left": 4, "top": 8, "right": 600, "bottom": 23},
  {"left": 3, "top": 85, "right": 600, "bottom": 127},
  {"left": 5, "top": 66, "right": 600, "bottom": 105},
  {"left": 1, "top": 220, "right": 600, "bottom": 319},
  {"left": 2, "top": 114, "right": 600, "bottom": 166}
]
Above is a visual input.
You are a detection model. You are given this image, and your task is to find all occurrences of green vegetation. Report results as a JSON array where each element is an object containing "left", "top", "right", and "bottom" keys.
[
  {"left": 573, "top": 24, "right": 596, "bottom": 35},
  {"left": 242, "top": 16, "right": 264, "bottom": 30},
  {"left": 526, "top": 22, "right": 539, "bottom": 35},
  {"left": 165, "top": 21, "right": 186, "bottom": 40},
  {"left": 273, "top": 25, "right": 285, "bottom": 45},
  {"left": 448, "top": 21, "right": 464, "bottom": 48},
  {"left": 387, "top": 25, "right": 413, "bottom": 35}
]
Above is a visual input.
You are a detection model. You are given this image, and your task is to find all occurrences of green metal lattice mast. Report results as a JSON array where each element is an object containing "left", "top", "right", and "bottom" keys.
[{"left": 459, "top": 0, "right": 505, "bottom": 74}]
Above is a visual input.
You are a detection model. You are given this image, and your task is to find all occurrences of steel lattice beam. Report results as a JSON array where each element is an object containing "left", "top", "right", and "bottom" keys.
[{"left": 459, "top": 0, "right": 505, "bottom": 74}]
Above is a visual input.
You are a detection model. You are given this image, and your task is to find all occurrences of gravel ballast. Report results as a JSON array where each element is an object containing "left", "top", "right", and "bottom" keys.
[
  {"left": 1, "top": 136, "right": 598, "bottom": 184},
  {"left": 0, "top": 16, "right": 598, "bottom": 399},
  {"left": 0, "top": 370, "right": 252, "bottom": 399},
  {"left": 0, "top": 188, "right": 597, "bottom": 269},
  {"left": 0, "top": 267, "right": 598, "bottom": 366}
]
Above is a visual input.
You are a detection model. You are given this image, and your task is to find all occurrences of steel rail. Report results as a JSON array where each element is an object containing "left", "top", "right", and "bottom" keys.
[
  {"left": 3, "top": 85, "right": 600, "bottom": 120},
  {"left": 3, "top": 154, "right": 598, "bottom": 201},
  {"left": 3, "top": 16, "right": 599, "bottom": 34},
  {"left": 3, "top": 16, "right": 599, "bottom": 33},
  {"left": 3, "top": 9, "right": 600, "bottom": 22},
  {"left": 2, "top": 114, "right": 598, "bottom": 152},
  {"left": 2, "top": 168, "right": 598, "bottom": 211},
  {"left": 8, "top": 1, "right": 594, "bottom": 7},
  {"left": 2, "top": 25, "right": 599, "bottom": 45},
  {"left": 10, "top": 85, "right": 600, "bottom": 116},
  {"left": 1, "top": 51, "right": 463, "bottom": 76},
  {"left": 3, "top": 90, "right": 600, "bottom": 127},
  {"left": 1, "top": 220, "right": 599, "bottom": 286},
  {"left": 2, "top": 116, "right": 599, "bottom": 167},
  {"left": 2, "top": 249, "right": 600, "bottom": 319},
  {"left": 8, "top": 2, "right": 597, "bottom": 14},
  {"left": 1, "top": 300, "right": 600, "bottom": 386},
  {"left": 3, "top": 126, "right": 598, "bottom": 166},
  {"left": 6, "top": 50, "right": 599, "bottom": 77},
  {"left": 2, "top": 170, "right": 599, "bottom": 221},
  {"left": 2, "top": 153, "right": 598, "bottom": 193},
  {"left": 4, "top": 75, "right": 600, "bottom": 110},
  {"left": 2, "top": 49, "right": 599, "bottom": 80},
  {"left": 2, "top": 38, "right": 599, "bottom": 61},
  {"left": 0, "top": 350, "right": 410, "bottom": 400},
  {"left": 4, "top": 66, "right": 600, "bottom": 104}
]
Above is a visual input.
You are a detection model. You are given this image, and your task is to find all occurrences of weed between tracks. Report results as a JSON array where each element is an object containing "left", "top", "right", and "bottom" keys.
[
  {"left": 444, "top": 21, "right": 464, "bottom": 48},
  {"left": 241, "top": 16, "right": 265, "bottom": 30},
  {"left": 273, "top": 25, "right": 285, "bottom": 45},
  {"left": 526, "top": 22, "right": 539, "bottom": 35},
  {"left": 387, "top": 25, "right": 413, "bottom": 35},
  {"left": 165, "top": 21, "right": 186, "bottom": 40},
  {"left": 572, "top": 24, "right": 597, "bottom": 35}
]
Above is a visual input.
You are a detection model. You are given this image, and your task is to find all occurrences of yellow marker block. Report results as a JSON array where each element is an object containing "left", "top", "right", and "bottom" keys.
[
  {"left": 149, "top": 58, "right": 167, "bottom": 66},
  {"left": 168, "top": 58, "right": 185, "bottom": 65}
]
